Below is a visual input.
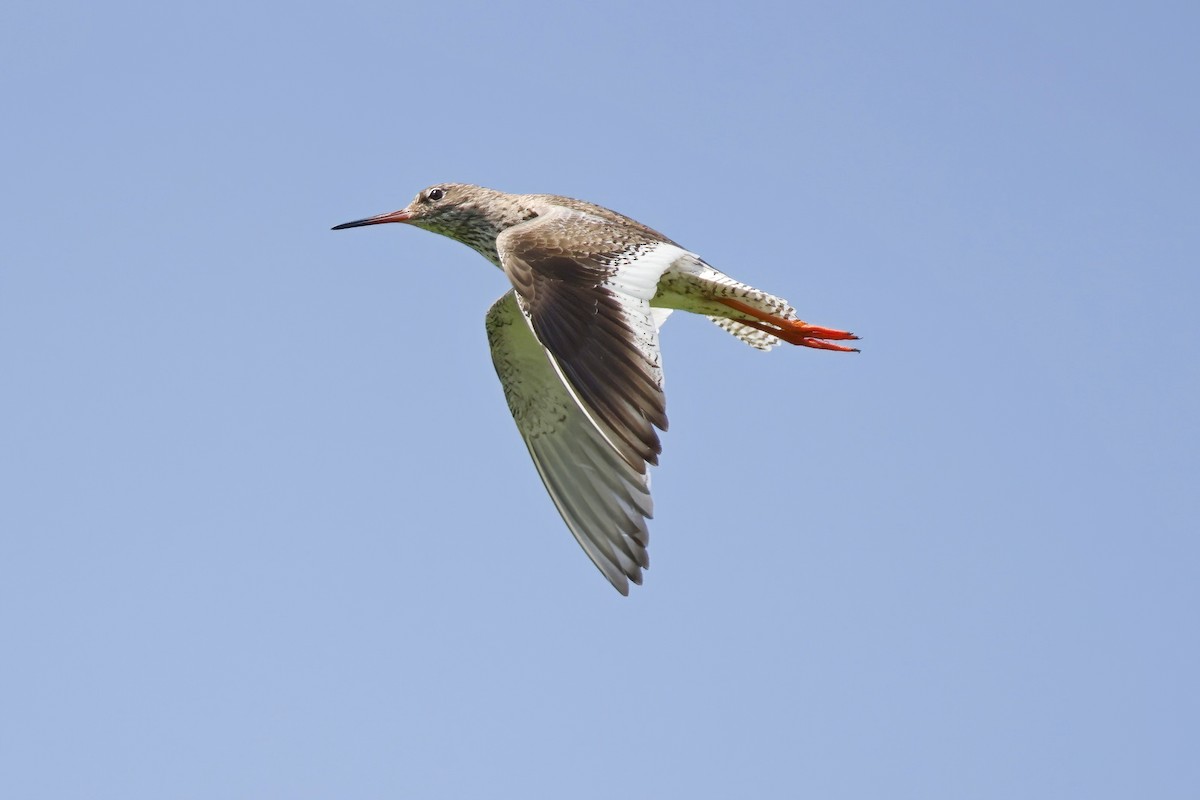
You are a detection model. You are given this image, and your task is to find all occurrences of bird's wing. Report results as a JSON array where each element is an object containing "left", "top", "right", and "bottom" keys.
[
  {"left": 486, "top": 290, "right": 655, "bottom": 595},
  {"left": 496, "top": 207, "right": 686, "bottom": 470}
]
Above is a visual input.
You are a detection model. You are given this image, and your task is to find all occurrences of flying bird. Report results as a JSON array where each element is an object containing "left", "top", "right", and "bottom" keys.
[{"left": 333, "top": 184, "right": 858, "bottom": 594}]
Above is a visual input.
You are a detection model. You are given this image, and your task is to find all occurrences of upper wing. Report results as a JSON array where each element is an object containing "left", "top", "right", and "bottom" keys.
[
  {"left": 496, "top": 208, "right": 685, "bottom": 470},
  {"left": 486, "top": 291, "right": 654, "bottom": 595}
]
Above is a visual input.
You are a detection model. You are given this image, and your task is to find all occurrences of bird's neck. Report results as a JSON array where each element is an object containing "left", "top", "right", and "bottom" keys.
[{"left": 451, "top": 203, "right": 541, "bottom": 269}]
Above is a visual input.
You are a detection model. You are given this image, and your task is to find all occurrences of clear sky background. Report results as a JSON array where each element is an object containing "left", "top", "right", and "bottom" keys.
[{"left": 3, "top": 1, "right": 1197, "bottom": 797}]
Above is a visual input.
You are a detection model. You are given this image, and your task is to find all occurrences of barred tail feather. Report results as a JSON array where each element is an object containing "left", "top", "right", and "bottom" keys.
[{"left": 708, "top": 317, "right": 783, "bottom": 350}]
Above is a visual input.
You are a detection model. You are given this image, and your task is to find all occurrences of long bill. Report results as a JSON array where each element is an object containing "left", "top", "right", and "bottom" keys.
[{"left": 331, "top": 209, "right": 413, "bottom": 230}]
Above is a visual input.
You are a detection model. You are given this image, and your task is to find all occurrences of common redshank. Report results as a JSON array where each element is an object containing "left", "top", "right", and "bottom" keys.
[{"left": 333, "top": 184, "right": 858, "bottom": 594}]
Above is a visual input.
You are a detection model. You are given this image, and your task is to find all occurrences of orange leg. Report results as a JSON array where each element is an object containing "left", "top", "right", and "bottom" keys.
[{"left": 716, "top": 297, "right": 860, "bottom": 352}]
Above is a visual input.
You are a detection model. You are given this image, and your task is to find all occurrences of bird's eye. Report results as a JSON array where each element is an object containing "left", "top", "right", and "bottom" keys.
[{"left": 426, "top": 187, "right": 446, "bottom": 202}]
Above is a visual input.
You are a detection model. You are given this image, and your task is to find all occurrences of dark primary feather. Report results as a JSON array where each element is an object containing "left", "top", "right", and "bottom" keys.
[
  {"left": 498, "top": 212, "right": 669, "bottom": 471},
  {"left": 486, "top": 292, "right": 653, "bottom": 593}
]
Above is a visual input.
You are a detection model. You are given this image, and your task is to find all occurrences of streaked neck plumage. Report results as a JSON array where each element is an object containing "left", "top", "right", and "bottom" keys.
[{"left": 409, "top": 186, "right": 540, "bottom": 269}]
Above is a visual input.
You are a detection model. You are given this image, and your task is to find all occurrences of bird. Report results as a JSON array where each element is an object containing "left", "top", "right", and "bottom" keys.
[{"left": 333, "top": 183, "right": 858, "bottom": 594}]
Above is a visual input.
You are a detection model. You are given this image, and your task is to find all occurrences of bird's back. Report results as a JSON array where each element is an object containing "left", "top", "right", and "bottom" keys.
[{"left": 521, "top": 193, "right": 680, "bottom": 248}]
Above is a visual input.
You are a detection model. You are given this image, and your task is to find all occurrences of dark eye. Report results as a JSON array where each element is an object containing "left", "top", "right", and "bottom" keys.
[{"left": 426, "top": 187, "right": 445, "bottom": 202}]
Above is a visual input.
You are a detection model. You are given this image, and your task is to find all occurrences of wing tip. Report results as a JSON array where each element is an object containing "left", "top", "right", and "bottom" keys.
[{"left": 605, "top": 568, "right": 644, "bottom": 596}]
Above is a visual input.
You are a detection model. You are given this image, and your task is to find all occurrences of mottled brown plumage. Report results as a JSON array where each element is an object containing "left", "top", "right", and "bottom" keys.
[{"left": 333, "top": 183, "right": 858, "bottom": 594}]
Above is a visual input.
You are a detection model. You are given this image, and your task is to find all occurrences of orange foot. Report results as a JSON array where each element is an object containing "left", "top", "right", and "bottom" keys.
[{"left": 717, "top": 297, "right": 860, "bottom": 352}]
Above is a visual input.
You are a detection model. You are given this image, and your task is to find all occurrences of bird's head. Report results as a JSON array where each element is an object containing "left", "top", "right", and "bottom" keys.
[{"left": 332, "top": 183, "right": 533, "bottom": 265}]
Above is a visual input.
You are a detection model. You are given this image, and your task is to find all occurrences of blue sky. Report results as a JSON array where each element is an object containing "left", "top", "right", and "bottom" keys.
[{"left": 3, "top": 1, "right": 1198, "bottom": 797}]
